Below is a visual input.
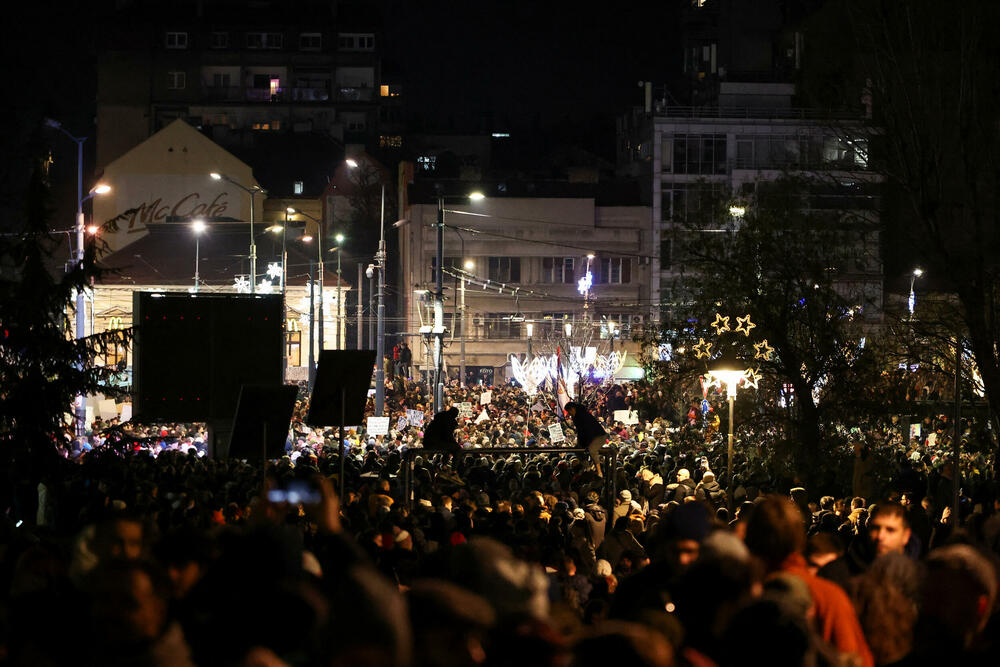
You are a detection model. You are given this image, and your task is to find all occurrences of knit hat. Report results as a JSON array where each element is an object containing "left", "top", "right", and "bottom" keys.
[{"left": 595, "top": 559, "right": 613, "bottom": 577}]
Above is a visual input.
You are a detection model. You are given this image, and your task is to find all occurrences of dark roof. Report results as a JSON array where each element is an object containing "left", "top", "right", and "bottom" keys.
[{"left": 98, "top": 222, "right": 350, "bottom": 289}]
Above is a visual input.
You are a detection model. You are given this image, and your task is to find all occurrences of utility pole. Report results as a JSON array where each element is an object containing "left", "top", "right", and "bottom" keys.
[{"left": 357, "top": 263, "right": 363, "bottom": 349}]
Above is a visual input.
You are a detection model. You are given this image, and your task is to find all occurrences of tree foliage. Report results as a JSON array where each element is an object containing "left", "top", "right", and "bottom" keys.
[
  {"left": 0, "top": 165, "right": 130, "bottom": 462},
  {"left": 643, "top": 175, "right": 898, "bottom": 484}
]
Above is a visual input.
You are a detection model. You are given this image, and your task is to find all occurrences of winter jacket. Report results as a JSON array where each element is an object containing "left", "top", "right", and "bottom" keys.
[
  {"left": 583, "top": 502, "right": 607, "bottom": 550},
  {"left": 695, "top": 479, "right": 725, "bottom": 508},
  {"left": 566, "top": 402, "right": 607, "bottom": 446}
]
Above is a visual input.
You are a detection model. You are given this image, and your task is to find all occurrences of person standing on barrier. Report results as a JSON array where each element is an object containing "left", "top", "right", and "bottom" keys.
[{"left": 564, "top": 402, "right": 607, "bottom": 478}]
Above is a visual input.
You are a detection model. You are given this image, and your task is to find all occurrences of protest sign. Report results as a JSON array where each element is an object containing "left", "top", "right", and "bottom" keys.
[{"left": 366, "top": 416, "right": 390, "bottom": 436}]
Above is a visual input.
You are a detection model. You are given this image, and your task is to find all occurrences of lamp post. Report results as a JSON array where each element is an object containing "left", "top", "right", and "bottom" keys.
[
  {"left": 289, "top": 208, "right": 327, "bottom": 362},
  {"left": 706, "top": 349, "right": 747, "bottom": 511},
  {"left": 908, "top": 267, "right": 924, "bottom": 317},
  {"left": 526, "top": 321, "right": 534, "bottom": 360},
  {"left": 434, "top": 192, "right": 484, "bottom": 413},
  {"left": 45, "top": 119, "right": 112, "bottom": 436},
  {"left": 191, "top": 219, "right": 206, "bottom": 292},
  {"left": 333, "top": 233, "right": 345, "bottom": 350},
  {"left": 608, "top": 320, "right": 617, "bottom": 354},
  {"left": 299, "top": 231, "right": 318, "bottom": 387},
  {"left": 460, "top": 259, "right": 473, "bottom": 387},
  {"left": 209, "top": 172, "right": 265, "bottom": 292},
  {"left": 338, "top": 158, "right": 390, "bottom": 414}
]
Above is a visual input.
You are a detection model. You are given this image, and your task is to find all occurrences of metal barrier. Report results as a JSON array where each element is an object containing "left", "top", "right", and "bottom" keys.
[{"left": 400, "top": 446, "right": 619, "bottom": 530}]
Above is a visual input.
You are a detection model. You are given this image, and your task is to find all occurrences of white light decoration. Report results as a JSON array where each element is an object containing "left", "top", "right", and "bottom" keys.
[
  {"left": 233, "top": 275, "right": 251, "bottom": 293},
  {"left": 576, "top": 271, "right": 593, "bottom": 295},
  {"left": 258, "top": 279, "right": 274, "bottom": 294},
  {"left": 266, "top": 262, "right": 282, "bottom": 280},
  {"left": 509, "top": 350, "right": 626, "bottom": 396}
]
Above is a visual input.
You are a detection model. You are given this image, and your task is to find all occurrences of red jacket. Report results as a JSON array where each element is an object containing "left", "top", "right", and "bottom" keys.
[{"left": 779, "top": 553, "right": 874, "bottom": 667}]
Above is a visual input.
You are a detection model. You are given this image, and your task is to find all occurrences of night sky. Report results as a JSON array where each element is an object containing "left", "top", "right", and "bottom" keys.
[{"left": 4, "top": 0, "right": 679, "bottom": 233}]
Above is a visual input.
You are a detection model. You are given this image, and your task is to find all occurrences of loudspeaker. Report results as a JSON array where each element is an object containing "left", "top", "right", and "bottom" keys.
[
  {"left": 132, "top": 292, "right": 283, "bottom": 422},
  {"left": 228, "top": 384, "right": 298, "bottom": 460}
]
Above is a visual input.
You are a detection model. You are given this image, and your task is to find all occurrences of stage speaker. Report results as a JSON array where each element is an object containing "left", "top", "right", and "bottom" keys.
[{"left": 132, "top": 292, "right": 283, "bottom": 422}]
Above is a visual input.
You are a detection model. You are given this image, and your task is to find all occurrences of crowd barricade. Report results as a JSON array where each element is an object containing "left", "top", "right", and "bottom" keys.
[{"left": 400, "top": 445, "right": 619, "bottom": 529}]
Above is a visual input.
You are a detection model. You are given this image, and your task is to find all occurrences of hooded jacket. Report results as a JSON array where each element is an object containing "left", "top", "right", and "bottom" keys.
[{"left": 565, "top": 402, "right": 607, "bottom": 445}]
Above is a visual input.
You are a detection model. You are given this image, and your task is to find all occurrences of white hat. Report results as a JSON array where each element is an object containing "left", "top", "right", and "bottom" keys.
[{"left": 596, "top": 559, "right": 613, "bottom": 577}]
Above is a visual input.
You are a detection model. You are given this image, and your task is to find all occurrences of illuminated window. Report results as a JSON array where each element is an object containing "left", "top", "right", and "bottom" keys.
[
  {"left": 417, "top": 155, "right": 436, "bottom": 171},
  {"left": 380, "top": 84, "right": 390, "bottom": 97},
  {"left": 167, "top": 71, "right": 186, "bottom": 90},
  {"left": 294, "top": 181, "right": 304, "bottom": 194},
  {"left": 378, "top": 135, "right": 402, "bottom": 148},
  {"left": 165, "top": 32, "right": 188, "bottom": 49}
]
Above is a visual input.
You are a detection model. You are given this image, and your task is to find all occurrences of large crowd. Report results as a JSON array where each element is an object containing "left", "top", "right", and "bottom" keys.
[{"left": 2, "top": 376, "right": 999, "bottom": 666}]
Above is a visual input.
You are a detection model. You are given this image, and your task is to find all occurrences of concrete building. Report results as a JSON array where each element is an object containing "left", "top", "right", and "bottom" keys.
[
  {"left": 618, "top": 83, "right": 882, "bottom": 322},
  {"left": 95, "top": 0, "right": 389, "bottom": 170},
  {"left": 85, "top": 118, "right": 350, "bottom": 384},
  {"left": 399, "top": 189, "right": 652, "bottom": 384}
]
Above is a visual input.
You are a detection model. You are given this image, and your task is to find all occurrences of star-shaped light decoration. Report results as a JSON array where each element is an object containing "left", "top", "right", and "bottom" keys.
[
  {"left": 576, "top": 271, "right": 593, "bottom": 295},
  {"left": 753, "top": 339, "right": 774, "bottom": 361},
  {"left": 711, "top": 313, "right": 731, "bottom": 336},
  {"left": 266, "top": 262, "right": 283, "bottom": 280},
  {"left": 258, "top": 279, "right": 274, "bottom": 294},
  {"left": 693, "top": 338, "right": 713, "bottom": 359},
  {"left": 233, "top": 275, "right": 251, "bottom": 293},
  {"left": 743, "top": 367, "right": 761, "bottom": 390},
  {"left": 735, "top": 314, "right": 756, "bottom": 337}
]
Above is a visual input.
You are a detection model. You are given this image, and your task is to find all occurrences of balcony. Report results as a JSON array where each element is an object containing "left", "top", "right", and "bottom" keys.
[
  {"left": 335, "top": 87, "right": 374, "bottom": 102},
  {"left": 202, "top": 86, "right": 333, "bottom": 103}
]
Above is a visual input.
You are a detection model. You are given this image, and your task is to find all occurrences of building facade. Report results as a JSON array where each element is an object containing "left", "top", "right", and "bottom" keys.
[
  {"left": 618, "top": 83, "right": 883, "bottom": 323},
  {"left": 96, "top": 0, "right": 389, "bottom": 170},
  {"left": 399, "top": 194, "right": 652, "bottom": 383}
]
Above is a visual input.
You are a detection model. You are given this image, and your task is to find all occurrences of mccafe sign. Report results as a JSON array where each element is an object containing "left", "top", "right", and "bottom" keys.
[{"left": 122, "top": 191, "right": 232, "bottom": 233}]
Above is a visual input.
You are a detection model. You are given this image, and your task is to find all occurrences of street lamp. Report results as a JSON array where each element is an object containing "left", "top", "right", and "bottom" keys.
[
  {"left": 526, "top": 321, "right": 534, "bottom": 359},
  {"left": 288, "top": 208, "right": 326, "bottom": 363},
  {"left": 332, "top": 233, "right": 345, "bottom": 350},
  {"left": 458, "top": 258, "right": 474, "bottom": 387},
  {"left": 909, "top": 268, "right": 924, "bottom": 316},
  {"left": 434, "top": 192, "right": 484, "bottom": 413},
  {"left": 45, "top": 118, "right": 112, "bottom": 436},
  {"left": 706, "top": 348, "right": 747, "bottom": 510},
  {"left": 209, "top": 172, "right": 265, "bottom": 293},
  {"left": 339, "top": 158, "right": 391, "bottom": 413},
  {"left": 191, "top": 219, "right": 207, "bottom": 292}
]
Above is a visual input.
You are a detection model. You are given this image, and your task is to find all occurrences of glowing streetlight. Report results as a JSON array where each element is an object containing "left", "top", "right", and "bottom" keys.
[
  {"left": 909, "top": 268, "right": 924, "bottom": 316},
  {"left": 706, "top": 348, "right": 747, "bottom": 510},
  {"left": 190, "top": 218, "right": 207, "bottom": 292}
]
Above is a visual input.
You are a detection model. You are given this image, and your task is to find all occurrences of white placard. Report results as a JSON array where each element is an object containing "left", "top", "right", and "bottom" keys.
[
  {"left": 548, "top": 423, "right": 566, "bottom": 444},
  {"left": 366, "top": 416, "right": 390, "bottom": 436},
  {"left": 119, "top": 404, "right": 132, "bottom": 423},
  {"left": 457, "top": 402, "right": 474, "bottom": 418},
  {"left": 480, "top": 391, "right": 492, "bottom": 405},
  {"left": 85, "top": 406, "right": 95, "bottom": 429},
  {"left": 614, "top": 409, "right": 639, "bottom": 425},
  {"left": 406, "top": 409, "right": 424, "bottom": 426},
  {"left": 909, "top": 424, "right": 921, "bottom": 440},
  {"left": 475, "top": 409, "right": 490, "bottom": 424},
  {"left": 397, "top": 416, "right": 409, "bottom": 432}
]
